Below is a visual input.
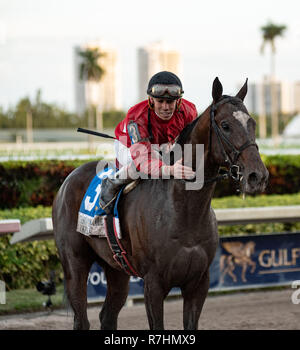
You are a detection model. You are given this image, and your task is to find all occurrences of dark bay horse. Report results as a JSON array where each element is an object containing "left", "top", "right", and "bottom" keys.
[{"left": 52, "top": 78, "right": 268, "bottom": 330}]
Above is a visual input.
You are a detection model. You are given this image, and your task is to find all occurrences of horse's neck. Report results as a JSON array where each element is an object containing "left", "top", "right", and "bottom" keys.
[
  {"left": 186, "top": 107, "right": 219, "bottom": 181},
  {"left": 171, "top": 108, "right": 220, "bottom": 217}
]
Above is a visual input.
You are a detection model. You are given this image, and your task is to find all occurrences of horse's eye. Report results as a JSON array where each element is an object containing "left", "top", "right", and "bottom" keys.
[{"left": 221, "top": 121, "right": 230, "bottom": 131}]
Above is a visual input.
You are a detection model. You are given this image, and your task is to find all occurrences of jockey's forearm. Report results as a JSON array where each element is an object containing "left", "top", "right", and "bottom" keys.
[{"left": 129, "top": 142, "right": 163, "bottom": 178}]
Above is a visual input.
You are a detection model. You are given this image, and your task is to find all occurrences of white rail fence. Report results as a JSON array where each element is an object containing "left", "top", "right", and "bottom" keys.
[{"left": 0, "top": 220, "right": 21, "bottom": 237}]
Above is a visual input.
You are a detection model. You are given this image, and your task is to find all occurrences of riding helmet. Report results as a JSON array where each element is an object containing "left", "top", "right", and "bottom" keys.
[{"left": 147, "top": 71, "right": 184, "bottom": 100}]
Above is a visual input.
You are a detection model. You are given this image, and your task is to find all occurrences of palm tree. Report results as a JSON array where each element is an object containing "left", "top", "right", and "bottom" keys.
[
  {"left": 78, "top": 47, "right": 105, "bottom": 140},
  {"left": 18, "top": 97, "right": 33, "bottom": 143},
  {"left": 260, "top": 21, "right": 287, "bottom": 143}
]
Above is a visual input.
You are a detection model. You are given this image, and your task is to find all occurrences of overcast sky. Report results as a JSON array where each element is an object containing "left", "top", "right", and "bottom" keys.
[{"left": 1, "top": 0, "right": 300, "bottom": 112}]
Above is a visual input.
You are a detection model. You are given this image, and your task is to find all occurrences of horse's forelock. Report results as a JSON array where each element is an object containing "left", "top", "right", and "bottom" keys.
[
  {"left": 216, "top": 95, "right": 249, "bottom": 118},
  {"left": 221, "top": 95, "right": 245, "bottom": 108}
]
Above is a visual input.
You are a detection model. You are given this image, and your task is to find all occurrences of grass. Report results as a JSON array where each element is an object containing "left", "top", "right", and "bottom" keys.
[
  {"left": 211, "top": 191, "right": 300, "bottom": 209},
  {"left": 0, "top": 284, "right": 65, "bottom": 315}
]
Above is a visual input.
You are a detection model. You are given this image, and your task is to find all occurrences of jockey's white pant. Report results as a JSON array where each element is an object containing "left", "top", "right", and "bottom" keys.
[{"left": 114, "top": 139, "right": 133, "bottom": 168}]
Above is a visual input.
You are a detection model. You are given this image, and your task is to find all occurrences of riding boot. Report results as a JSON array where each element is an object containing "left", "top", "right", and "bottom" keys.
[{"left": 99, "top": 167, "right": 133, "bottom": 215}]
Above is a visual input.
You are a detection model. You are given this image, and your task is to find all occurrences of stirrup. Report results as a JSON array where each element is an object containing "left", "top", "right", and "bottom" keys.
[{"left": 99, "top": 193, "right": 118, "bottom": 212}]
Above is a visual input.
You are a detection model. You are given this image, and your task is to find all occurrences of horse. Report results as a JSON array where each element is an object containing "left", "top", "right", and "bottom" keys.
[
  {"left": 220, "top": 241, "right": 256, "bottom": 283},
  {"left": 52, "top": 77, "right": 269, "bottom": 330}
]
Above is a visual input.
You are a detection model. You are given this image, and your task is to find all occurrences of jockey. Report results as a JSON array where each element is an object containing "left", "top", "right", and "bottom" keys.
[{"left": 100, "top": 71, "right": 198, "bottom": 214}]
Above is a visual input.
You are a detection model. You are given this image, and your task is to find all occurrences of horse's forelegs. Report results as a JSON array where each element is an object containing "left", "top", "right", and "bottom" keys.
[
  {"left": 99, "top": 265, "right": 130, "bottom": 330},
  {"left": 144, "top": 274, "right": 169, "bottom": 330},
  {"left": 181, "top": 270, "right": 210, "bottom": 330}
]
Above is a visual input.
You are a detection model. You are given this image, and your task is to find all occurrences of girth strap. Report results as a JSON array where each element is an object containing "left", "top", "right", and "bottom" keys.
[{"left": 105, "top": 215, "right": 140, "bottom": 277}]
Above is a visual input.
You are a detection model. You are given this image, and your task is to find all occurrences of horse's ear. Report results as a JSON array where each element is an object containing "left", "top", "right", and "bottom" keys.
[
  {"left": 212, "top": 77, "right": 223, "bottom": 103},
  {"left": 236, "top": 78, "right": 248, "bottom": 101}
]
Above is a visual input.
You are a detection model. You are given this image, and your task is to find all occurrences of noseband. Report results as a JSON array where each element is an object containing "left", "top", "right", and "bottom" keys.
[{"left": 209, "top": 97, "right": 258, "bottom": 182}]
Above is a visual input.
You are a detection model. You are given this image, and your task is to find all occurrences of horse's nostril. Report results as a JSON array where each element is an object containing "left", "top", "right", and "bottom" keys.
[{"left": 248, "top": 172, "right": 258, "bottom": 185}]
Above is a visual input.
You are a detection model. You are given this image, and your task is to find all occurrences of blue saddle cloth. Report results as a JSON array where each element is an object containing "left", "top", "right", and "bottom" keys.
[{"left": 77, "top": 167, "right": 117, "bottom": 236}]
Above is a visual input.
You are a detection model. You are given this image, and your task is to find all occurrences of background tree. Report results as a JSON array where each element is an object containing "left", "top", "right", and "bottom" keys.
[
  {"left": 260, "top": 21, "right": 287, "bottom": 143},
  {"left": 0, "top": 92, "right": 125, "bottom": 132},
  {"left": 78, "top": 48, "right": 105, "bottom": 143}
]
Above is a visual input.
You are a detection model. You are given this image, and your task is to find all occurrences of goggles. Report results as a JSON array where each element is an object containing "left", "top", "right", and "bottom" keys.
[{"left": 149, "top": 84, "right": 183, "bottom": 99}]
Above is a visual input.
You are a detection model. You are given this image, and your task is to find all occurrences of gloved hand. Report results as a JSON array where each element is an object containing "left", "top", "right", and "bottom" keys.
[{"left": 161, "top": 158, "right": 195, "bottom": 179}]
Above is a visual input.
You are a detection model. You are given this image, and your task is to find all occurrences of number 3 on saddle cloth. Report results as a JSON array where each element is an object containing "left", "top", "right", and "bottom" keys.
[{"left": 76, "top": 167, "right": 140, "bottom": 277}]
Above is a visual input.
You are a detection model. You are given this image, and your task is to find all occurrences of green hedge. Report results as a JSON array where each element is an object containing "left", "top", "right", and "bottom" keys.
[
  {"left": 0, "top": 159, "right": 93, "bottom": 209},
  {"left": 1, "top": 192, "right": 300, "bottom": 290},
  {"left": 1, "top": 154, "right": 300, "bottom": 209},
  {"left": 0, "top": 206, "right": 61, "bottom": 290},
  {"left": 262, "top": 154, "right": 300, "bottom": 194}
]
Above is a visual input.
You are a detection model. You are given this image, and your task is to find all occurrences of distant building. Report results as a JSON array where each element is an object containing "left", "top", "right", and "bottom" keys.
[
  {"left": 294, "top": 81, "right": 300, "bottom": 114},
  {"left": 137, "top": 41, "right": 182, "bottom": 101},
  {"left": 283, "top": 113, "right": 300, "bottom": 137},
  {"left": 245, "top": 77, "right": 300, "bottom": 116},
  {"left": 281, "top": 81, "right": 294, "bottom": 114},
  {"left": 74, "top": 40, "right": 122, "bottom": 115}
]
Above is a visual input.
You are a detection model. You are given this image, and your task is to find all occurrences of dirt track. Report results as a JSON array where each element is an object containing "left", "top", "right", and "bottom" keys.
[{"left": 0, "top": 289, "right": 299, "bottom": 330}]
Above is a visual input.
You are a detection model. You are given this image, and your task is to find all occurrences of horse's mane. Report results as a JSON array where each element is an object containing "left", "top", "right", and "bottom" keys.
[
  {"left": 176, "top": 116, "right": 201, "bottom": 146},
  {"left": 176, "top": 95, "right": 246, "bottom": 146}
]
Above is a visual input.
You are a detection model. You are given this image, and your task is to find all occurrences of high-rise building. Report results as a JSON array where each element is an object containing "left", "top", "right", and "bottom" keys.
[
  {"left": 245, "top": 77, "right": 298, "bottom": 116},
  {"left": 74, "top": 40, "right": 122, "bottom": 116},
  {"left": 294, "top": 81, "right": 300, "bottom": 114},
  {"left": 137, "top": 41, "right": 182, "bottom": 101},
  {"left": 281, "top": 81, "right": 294, "bottom": 114}
]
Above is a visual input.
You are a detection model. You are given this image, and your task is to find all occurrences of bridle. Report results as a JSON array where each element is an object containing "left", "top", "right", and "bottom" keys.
[{"left": 208, "top": 96, "right": 258, "bottom": 183}]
